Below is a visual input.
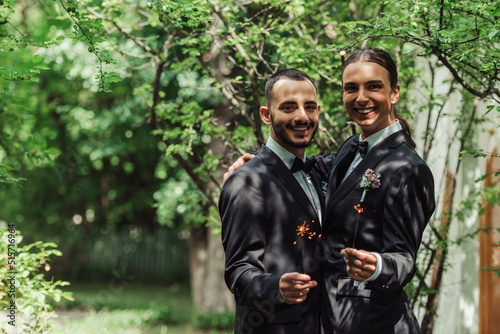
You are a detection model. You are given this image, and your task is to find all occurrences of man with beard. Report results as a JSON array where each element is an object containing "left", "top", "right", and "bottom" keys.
[{"left": 219, "top": 69, "right": 326, "bottom": 334}]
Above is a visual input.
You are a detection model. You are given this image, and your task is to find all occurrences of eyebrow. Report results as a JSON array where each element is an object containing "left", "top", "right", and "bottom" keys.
[
  {"left": 278, "top": 101, "right": 298, "bottom": 107},
  {"left": 343, "top": 80, "right": 384, "bottom": 86},
  {"left": 278, "top": 100, "right": 317, "bottom": 107}
]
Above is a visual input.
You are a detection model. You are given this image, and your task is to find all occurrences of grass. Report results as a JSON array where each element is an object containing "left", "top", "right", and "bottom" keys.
[{"left": 52, "top": 282, "right": 233, "bottom": 334}]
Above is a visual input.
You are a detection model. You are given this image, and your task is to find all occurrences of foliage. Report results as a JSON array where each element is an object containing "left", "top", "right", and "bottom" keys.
[
  {"left": 192, "top": 311, "right": 235, "bottom": 331},
  {"left": 0, "top": 164, "right": 26, "bottom": 185},
  {"left": 54, "top": 282, "right": 228, "bottom": 334},
  {"left": 62, "top": 308, "right": 171, "bottom": 333},
  {"left": 336, "top": 0, "right": 500, "bottom": 100},
  {"left": 0, "top": 226, "right": 73, "bottom": 333}
]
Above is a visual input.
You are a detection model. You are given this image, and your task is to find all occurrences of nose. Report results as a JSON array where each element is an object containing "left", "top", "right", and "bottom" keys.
[
  {"left": 294, "top": 106, "right": 309, "bottom": 122},
  {"left": 356, "top": 88, "right": 368, "bottom": 104}
]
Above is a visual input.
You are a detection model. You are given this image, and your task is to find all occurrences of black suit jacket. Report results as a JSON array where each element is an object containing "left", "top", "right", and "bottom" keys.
[
  {"left": 317, "top": 130, "right": 436, "bottom": 334},
  {"left": 219, "top": 145, "right": 324, "bottom": 334}
]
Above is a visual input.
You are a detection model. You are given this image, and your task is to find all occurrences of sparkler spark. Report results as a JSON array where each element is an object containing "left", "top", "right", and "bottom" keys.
[{"left": 295, "top": 220, "right": 319, "bottom": 273}]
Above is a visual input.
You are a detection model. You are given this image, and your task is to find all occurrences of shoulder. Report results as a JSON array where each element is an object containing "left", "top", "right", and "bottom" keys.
[
  {"left": 221, "top": 153, "right": 272, "bottom": 193},
  {"left": 384, "top": 144, "right": 434, "bottom": 186},
  {"left": 311, "top": 134, "right": 357, "bottom": 170},
  {"left": 400, "top": 143, "right": 432, "bottom": 173}
]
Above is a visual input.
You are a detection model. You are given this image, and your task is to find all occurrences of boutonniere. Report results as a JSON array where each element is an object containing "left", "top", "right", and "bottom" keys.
[{"left": 359, "top": 169, "right": 381, "bottom": 202}]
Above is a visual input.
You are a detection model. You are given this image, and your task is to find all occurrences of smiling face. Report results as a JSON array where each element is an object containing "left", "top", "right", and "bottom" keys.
[
  {"left": 260, "top": 78, "right": 320, "bottom": 157},
  {"left": 342, "top": 61, "right": 400, "bottom": 139}
]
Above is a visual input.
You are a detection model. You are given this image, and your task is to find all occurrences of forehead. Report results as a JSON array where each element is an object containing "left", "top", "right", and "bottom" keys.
[
  {"left": 342, "top": 61, "right": 390, "bottom": 84},
  {"left": 271, "top": 78, "right": 317, "bottom": 103}
]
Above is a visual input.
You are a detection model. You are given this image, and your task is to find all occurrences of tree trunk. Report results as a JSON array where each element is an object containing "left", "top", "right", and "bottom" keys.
[
  {"left": 189, "top": 223, "right": 234, "bottom": 313},
  {"left": 187, "top": 101, "right": 237, "bottom": 313},
  {"left": 478, "top": 147, "right": 500, "bottom": 334},
  {"left": 421, "top": 170, "right": 455, "bottom": 333}
]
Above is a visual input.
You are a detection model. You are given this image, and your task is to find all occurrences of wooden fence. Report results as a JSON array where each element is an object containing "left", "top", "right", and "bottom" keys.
[{"left": 54, "top": 226, "right": 190, "bottom": 284}]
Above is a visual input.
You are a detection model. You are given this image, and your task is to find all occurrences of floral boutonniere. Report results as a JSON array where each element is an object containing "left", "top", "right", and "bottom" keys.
[{"left": 359, "top": 169, "right": 381, "bottom": 202}]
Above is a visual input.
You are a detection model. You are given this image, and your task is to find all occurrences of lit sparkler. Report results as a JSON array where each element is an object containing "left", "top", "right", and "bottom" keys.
[
  {"left": 295, "top": 221, "right": 318, "bottom": 273},
  {"left": 352, "top": 204, "right": 364, "bottom": 248}
]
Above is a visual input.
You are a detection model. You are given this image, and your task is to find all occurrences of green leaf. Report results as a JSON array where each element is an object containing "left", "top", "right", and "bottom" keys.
[{"left": 31, "top": 55, "right": 42, "bottom": 63}]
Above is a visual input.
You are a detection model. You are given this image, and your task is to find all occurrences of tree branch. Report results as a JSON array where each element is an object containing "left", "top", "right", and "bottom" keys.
[{"left": 83, "top": 4, "right": 159, "bottom": 57}]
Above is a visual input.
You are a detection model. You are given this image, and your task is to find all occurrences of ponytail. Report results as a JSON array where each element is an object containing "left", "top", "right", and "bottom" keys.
[{"left": 395, "top": 110, "right": 416, "bottom": 149}]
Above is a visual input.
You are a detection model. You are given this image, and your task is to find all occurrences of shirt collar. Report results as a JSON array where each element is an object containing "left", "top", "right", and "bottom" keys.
[
  {"left": 361, "top": 120, "right": 403, "bottom": 152},
  {"left": 266, "top": 136, "right": 306, "bottom": 170}
]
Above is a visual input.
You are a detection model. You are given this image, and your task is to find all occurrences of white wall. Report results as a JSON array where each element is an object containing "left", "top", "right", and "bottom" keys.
[{"left": 410, "top": 56, "right": 500, "bottom": 334}]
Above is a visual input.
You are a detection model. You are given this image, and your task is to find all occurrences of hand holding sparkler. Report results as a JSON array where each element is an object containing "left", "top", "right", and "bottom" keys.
[
  {"left": 340, "top": 248, "right": 377, "bottom": 282},
  {"left": 279, "top": 272, "right": 317, "bottom": 305}
]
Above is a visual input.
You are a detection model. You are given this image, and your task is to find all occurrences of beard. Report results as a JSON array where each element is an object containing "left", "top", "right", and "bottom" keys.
[{"left": 270, "top": 118, "right": 318, "bottom": 149}]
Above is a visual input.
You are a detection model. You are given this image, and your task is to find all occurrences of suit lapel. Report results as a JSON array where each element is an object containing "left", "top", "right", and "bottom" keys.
[
  {"left": 258, "top": 146, "right": 321, "bottom": 227},
  {"left": 309, "top": 172, "right": 326, "bottom": 214},
  {"left": 324, "top": 140, "right": 354, "bottom": 209},
  {"left": 327, "top": 130, "right": 407, "bottom": 210}
]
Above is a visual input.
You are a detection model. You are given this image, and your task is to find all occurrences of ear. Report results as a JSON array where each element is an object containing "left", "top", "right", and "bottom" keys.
[
  {"left": 260, "top": 106, "right": 272, "bottom": 125},
  {"left": 391, "top": 84, "right": 400, "bottom": 104}
]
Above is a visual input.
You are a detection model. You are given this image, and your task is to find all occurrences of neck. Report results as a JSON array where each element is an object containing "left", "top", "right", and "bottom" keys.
[{"left": 286, "top": 146, "right": 306, "bottom": 159}]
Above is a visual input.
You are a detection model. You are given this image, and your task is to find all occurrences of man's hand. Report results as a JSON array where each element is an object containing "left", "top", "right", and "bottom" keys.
[
  {"left": 279, "top": 272, "right": 317, "bottom": 304},
  {"left": 341, "top": 248, "right": 377, "bottom": 282},
  {"left": 223, "top": 153, "right": 253, "bottom": 181}
]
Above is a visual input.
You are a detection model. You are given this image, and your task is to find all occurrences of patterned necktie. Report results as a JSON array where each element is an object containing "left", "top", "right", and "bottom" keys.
[{"left": 290, "top": 157, "right": 316, "bottom": 174}]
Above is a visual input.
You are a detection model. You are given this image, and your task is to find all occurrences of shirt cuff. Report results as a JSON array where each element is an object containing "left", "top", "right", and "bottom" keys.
[{"left": 354, "top": 252, "right": 383, "bottom": 290}]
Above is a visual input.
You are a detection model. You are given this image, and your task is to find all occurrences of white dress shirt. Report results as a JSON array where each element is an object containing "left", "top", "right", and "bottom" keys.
[{"left": 266, "top": 137, "right": 322, "bottom": 225}]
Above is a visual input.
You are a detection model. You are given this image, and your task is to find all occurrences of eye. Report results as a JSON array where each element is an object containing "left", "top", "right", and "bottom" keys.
[
  {"left": 280, "top": 104, "right": 296, "bottom": 111},
  {"left": 343, "top": 85, "right": 357, "bottom": 93},
  {"left": 305, "top": 104, "right": 317, "bottom": 111},
  {"left": 368, "top": 84, "right": 383, "bottom": 90}
]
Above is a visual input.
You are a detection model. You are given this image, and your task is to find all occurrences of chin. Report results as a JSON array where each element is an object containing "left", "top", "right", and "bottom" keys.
[{"left": 291, "top": 140, "right": 311, "bottom": 148}]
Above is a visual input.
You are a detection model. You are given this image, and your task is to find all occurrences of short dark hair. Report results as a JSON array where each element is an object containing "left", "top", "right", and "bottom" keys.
[{"left": 265, "top": 69, "right": 316, "bottom": 107}]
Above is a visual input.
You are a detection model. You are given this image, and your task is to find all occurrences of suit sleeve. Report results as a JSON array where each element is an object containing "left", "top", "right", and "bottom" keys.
[
  {"left": 219, "top": 170, "right": 287, "bottom": 313},
  {"left": 374, "top": 161, "right": 435, "bottom": 290},
  {"left": 309, "top": 153, "right": 336, "bottom": 182}
]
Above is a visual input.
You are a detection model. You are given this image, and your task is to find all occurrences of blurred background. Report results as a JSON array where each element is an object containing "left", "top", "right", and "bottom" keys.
[{"left": 0, "top": 0, "right": 499, "bottom": 333}]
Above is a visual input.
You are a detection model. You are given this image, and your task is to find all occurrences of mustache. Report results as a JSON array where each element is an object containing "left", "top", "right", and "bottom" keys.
[{"left": 287, "top": 121, "right": 315, "bottom": 128}]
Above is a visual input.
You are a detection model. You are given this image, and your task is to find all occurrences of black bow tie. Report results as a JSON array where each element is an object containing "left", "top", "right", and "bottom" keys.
[
  {"left": 290, "top": 157, "right": 316, "bottom": 174},
  {"left": 350, "top": 137, "right": 368, "bottom": 158}
]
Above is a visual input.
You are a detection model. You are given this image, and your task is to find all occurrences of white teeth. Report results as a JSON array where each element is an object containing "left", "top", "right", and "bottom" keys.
[
  {"left": 292, "top": 127, "right": 307, "bottom": 131},
  {"left": 356, "top": 108, "right": 375, "bottom": 114}
]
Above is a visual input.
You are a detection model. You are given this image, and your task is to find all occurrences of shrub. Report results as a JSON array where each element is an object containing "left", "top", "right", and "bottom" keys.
[
  {"left": 0, "top": 225, "right": 73, "bottom": 333},
  {"left": 192, "top": 311, "right": 235, "bottom": 331}
]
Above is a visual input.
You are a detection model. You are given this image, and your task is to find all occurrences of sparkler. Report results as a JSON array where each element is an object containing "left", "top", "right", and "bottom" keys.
[
  {"left": 295, "top": 221, "right": 318, "bottom": 273},
  {"left": 352, "top": 169, "right": 380, "bottom": 247},
  {"left": 352, "top": 204, "right": 364, "bottom": 248}
]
